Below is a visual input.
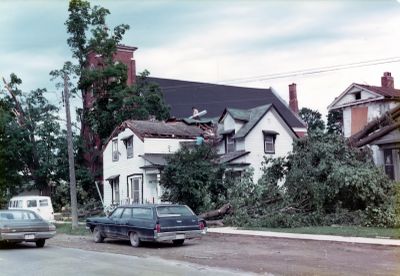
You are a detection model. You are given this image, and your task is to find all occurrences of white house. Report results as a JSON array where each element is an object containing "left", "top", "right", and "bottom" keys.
[
  {"left": 328, "top": 72, "right": 400, "bottom": 181},
  {"left": 216, "top": 104, "right": 301, "bottom": 181},
  {"left": 102, "top": 120, "right": 203, "bottom": 207}
]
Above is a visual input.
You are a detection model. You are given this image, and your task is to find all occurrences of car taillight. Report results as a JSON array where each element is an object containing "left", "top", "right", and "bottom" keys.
[
  {"left": 155, "top": 223, "right": 161, "bottom": 233},
  {"left": 199, "top": 221, "right": 205, "bottom": 230}
]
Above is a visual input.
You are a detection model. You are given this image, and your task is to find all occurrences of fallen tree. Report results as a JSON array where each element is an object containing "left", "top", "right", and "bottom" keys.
[{"left": 199, "top": 203, "right": 232, "bottom": 226}]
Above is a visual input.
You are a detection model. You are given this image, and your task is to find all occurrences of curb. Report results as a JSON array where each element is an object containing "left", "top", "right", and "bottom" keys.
[{"left": 208, "top": 227, "right": 400, "bottom": 246}]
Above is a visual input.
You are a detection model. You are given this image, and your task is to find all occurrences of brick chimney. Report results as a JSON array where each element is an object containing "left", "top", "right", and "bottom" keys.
[
  {"left": 381, "top": 72, "right": 394, "bottom": 89},
  {"left": 289, "top": 83, "right": 299, "bottom": 114}
]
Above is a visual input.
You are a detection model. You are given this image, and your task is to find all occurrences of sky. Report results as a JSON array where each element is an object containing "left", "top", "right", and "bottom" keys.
[{"left": 1, "top": 0, "right": 400, "bottom": 120}]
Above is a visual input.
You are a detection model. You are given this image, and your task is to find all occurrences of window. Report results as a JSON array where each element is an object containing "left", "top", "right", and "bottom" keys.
[
  {"left": 126, "top": 136, "right": 133, "bottom": 159},
  {"left": 384, "top": 149, "right": 395, "bottom": 180},
  {"left": 39, "top": 199, "right": 48, "bottom": 207},
  {"left": 112, "top": 139, "right": 119, "bottom": 161},
  {"left": 130, "top": 178, "right": 140, "bottom": 204},
  {"left": 110, "top": 207, "right": 124, "bottom": 219},
  {"left": 111, "top": 178, "right": 120, "bottom": 204},
  {"left": 121, "top": 208, "right": 132, "bottom": 219},
  {"left": 354, "top": 92, "right": 361, "bottom": 100},
  {"left": 27, "top": 200, "right": 37, "bottom": 208},
  {"left": 132, "top": 208, "right": 153, "bottom": 219},
  {"left": 156, "top": 206, "right": 194, "bottom": 217},
  {"left": 264, "top": 135, "right": 275, "bottom": 154},
  {"left": 225, "top": 134, "right": 236, "bottom": 153}
]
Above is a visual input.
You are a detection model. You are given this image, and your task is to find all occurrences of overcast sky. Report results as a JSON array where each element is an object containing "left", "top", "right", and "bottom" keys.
[{"left": 1, "top": 0, "right": 400, "bottom": 119}]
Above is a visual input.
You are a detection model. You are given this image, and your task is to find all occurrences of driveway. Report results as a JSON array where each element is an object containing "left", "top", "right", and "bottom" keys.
[{"left": 45, "top": 232, "right": 400, "bottom": 275}]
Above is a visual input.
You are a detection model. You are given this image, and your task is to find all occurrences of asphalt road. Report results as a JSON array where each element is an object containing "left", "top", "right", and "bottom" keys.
[{"left": 0, "top": 243, "right": 256, "bottom": 276}]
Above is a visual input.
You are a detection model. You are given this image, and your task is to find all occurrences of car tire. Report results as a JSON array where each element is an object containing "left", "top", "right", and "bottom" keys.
[
  {"left": 129, "top": 232, "right": 141, "bottom": 247},
  {"left": 173, "top": 239, "right": 185, "bottom": 246},
  {"left": 36, "top": 239, "right": 46, "bottom": 248},
  {"left": 93, "top": 227, "right": 104, "bottom": 243}
]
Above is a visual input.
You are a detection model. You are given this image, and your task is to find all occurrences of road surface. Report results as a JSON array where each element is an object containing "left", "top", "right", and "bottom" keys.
[{"left": 0, "top": 243, "right": 255, "bottom": 276}]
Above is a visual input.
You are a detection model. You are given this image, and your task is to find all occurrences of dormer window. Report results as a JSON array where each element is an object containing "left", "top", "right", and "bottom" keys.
[
  {"left": 354, "top": 92, "right": 361, "bottom": 100},
  {"left": 221, "top": 129, "right": 235, "bottom": 153},
  {"left": 263, "top": 130, "right": 279, "bottom": 154}
]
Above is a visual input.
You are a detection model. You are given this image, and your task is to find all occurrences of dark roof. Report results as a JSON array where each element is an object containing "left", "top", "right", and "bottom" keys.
[
  {"left": 147, "top": 77, "right": 305, "bottom": 128},
  {"left": 217, "top": 150, "right": 250, "bottom": 164},
  {"left": 230, "top": 105, "right": 272, "bottom": 139},
  {"left": 356, "top": 84, "right": 400, "bottom": 98},
  {"left": 140, "top": 154, "right": 168, "bottom": 166}
]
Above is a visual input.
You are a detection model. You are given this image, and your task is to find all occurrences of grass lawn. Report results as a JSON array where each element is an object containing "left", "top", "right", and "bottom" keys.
[
  {"left": 55, "top": 223, "right": 90, "bottom": 236},
  {"left": 241, "top": 226, "right": 400, "bottom": 239}
]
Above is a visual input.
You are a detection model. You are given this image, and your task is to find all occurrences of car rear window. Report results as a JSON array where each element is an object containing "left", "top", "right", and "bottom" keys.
[
  {"left": 156, "top": 206, "right": 195, "bottom": 217},
  {"left": 0, "top": 210, "right": 39, "bottom": 221}
]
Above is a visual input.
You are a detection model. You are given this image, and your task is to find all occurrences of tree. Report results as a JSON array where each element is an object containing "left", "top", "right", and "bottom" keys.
[
  {"left": 160, "top": 144, "right": 225, "bottom": 214},
  {"left": 1, "top": 74, "right": 62, "bottom": 196},
  {"left": 299, "top": 107, "right": 325, "bottom": 132},
  {"left": 327, "top": 109, "right": 343, "bottom": 135},
  {"left": 256, "top": 131, "right": 395, "bottom": 227},
  {"left": 65, "top": 0, "right": 170, "bottom": 178}
]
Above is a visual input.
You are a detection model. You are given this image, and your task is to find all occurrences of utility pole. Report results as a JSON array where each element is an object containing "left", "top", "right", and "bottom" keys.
[{"left": 64, "top": 72, "right": 79, "bottom": 229}]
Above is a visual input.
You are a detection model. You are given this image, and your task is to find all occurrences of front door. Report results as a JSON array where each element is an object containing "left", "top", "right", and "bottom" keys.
[{"left": 128, "top": 176, "right": 142, "bottom": 204}]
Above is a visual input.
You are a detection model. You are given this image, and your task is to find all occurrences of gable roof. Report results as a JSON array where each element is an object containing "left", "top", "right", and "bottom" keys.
[
  {"left": 218, "top": 104, "right": 298, "bottom": 139},
  {"left": 147, "top": 77, "right": 305, "bottom": 128},
  {"left": 328, "top": 83, "right": 400, "bottom": 110}
]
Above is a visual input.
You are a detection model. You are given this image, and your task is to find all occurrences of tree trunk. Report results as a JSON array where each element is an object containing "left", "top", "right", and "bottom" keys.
[{"left": 199, "top": 203, "right": 232, "bottom": 219}]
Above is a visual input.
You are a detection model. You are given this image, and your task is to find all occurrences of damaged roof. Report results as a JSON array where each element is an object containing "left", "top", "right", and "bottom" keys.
[
  {"left": 356, "top": 84, "right": 400, "bottom": 98},
  {"left": 124, "top": 120, "right": 203, "bottom": 140}
]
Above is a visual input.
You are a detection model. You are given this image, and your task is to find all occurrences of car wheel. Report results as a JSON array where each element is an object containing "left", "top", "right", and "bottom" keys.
[
  {"left": 129, "top": 232, "right": 141, "bottom": 247},
  {"left": 36, "top": 239, "right": 46, "bottom": 248},
  {"left": 93, "top": 227, "right": 104, "bottom": 243},
  {"left": 173, "top": 239, "right": 185, "bottom": 246}
]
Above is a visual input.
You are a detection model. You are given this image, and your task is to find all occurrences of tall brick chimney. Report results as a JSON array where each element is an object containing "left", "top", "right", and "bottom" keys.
[
  {"left": 289, "top": 83, "right": 299, "bottom": 114},
  {"left": 381, "top": 72, "right": 394, "bottom": 89}
]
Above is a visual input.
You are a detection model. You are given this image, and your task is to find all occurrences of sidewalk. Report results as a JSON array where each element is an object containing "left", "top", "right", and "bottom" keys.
[{"left": 208, "top": 227, "right": 400, "bottom": 246}]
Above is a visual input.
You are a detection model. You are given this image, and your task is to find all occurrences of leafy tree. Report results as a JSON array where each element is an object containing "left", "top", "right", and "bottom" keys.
[
  {"left": 1, "top": 74, "right": 63, "bottom": 196},
  {"left": 299, "top": 107, "right": 325, "bottom": 132},
  {"left": 327, "top": 109, "right": 343, "bottom": 135},
  {"left": 160, "top": 144, "right": 225, "bottom": 214},
  {"left": 256, "top": 131, "right": 395, "bottom": 227},
  {"left": 66, "top": 0, "right": 169, "bottom": 140}
]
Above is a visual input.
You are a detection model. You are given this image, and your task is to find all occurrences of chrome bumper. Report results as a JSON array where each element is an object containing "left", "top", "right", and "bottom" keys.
[
  {"left": 154, "top": 228, "right": 207, "bottom": 241},
  {"left": 0, "top": 231, "right": 56, "bottom": 242}
]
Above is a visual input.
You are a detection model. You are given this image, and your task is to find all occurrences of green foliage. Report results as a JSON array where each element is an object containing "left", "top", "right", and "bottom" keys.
[
  {"left": 226, "top": 132, "right": 396, "bottom": 228},
  {"left": 1, "top": 74, "right": 63, "bottom": 195},
  {"left": 66, "top": 0, "right": 170, "bottom": 144},
  {"left": 326, "top": 109, "right": 343, "bottom": 135},
  {"left": 160, "top": 144, "right": 225, "bottom": 214},
  {"left": 299, "top": 107, "right": 325, "bottom": 132}
]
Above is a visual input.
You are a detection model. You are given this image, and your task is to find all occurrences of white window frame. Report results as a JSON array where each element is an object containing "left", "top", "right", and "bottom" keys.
[
  {"left": 126, "top": 136, "right": 133, "bottom": 159},
  {"left": 264, "top": 135, "right": 275, "bottom": 154},
  {"left": 112, "top": 139, "right": 119, "bottom": 161}
]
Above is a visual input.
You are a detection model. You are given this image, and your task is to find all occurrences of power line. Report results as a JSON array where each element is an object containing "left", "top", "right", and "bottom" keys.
[{"left": 159, "top": 56, "right": 400, "bottom": 91}]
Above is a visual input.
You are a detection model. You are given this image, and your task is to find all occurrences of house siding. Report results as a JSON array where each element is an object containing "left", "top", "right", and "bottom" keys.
[
  {"left": 243, "top": 109, "right": 295, "bottom": 181},
  {"left": 103, "top": 128, "right": 197, "bottom": 207}
]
